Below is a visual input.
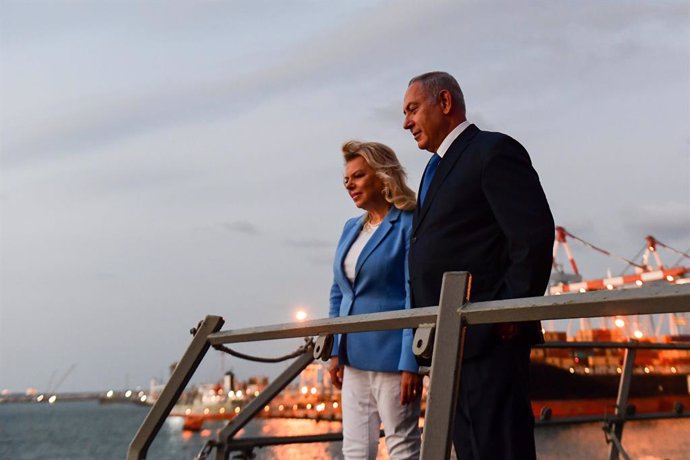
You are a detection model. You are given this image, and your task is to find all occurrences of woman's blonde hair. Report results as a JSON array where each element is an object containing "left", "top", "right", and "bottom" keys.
[{"left": 342, "top": 140, "right": 417, "bottom": 212}]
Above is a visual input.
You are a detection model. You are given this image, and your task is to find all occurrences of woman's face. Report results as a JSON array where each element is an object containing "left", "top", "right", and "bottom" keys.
[{"left": 344, "top": 156, "right": 384, "bottom": 210}]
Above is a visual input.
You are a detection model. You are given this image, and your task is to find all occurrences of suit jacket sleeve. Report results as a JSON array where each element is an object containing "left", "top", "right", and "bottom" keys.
[
  {"left": 329, "top": 220, "right": 350, "bottom": 358},
  {"left": 482, "top": 136, "right": 554, "bottom": 300},
  {"left": 328, "top": 278, "right": 343, "bottom": 358},
  {"left": 398, "top": 214, "right": 420, "bottom": 373}
]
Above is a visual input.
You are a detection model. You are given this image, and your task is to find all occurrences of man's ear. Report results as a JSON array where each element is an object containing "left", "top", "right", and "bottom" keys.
[{"left": 439, "top": 90, "right": 453, "bottom": 115}]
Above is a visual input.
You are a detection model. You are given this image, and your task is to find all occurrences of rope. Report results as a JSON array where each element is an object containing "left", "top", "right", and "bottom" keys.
[
  {"left": 652, "top": 239, "right": 690, "bottom": 260},
  {"left": 562, "top": 228, "right": 645, "bottom": 270},
  {"left": 672, "top": 247, "right": 690, "bottom": 267},
  {"left": 213, "top": 338, "right": 313, "bottom": 363},
  {"left": 618, "top": 245, "right": 646, "bottom": 276}
]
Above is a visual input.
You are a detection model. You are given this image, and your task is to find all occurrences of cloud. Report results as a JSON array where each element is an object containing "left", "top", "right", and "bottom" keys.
[
  {"left": 621, "top": 202, "right": 690, "bottom": 241},
  {"left": 220, "top": 221, "right": 260, "bottom": 236},
  {"left": 307, "top": 255, "right": 335, "bottom": 266},
  {"left": 4, "top": 0, "right": 686, "bottom": 170},
  {"left": 284, "top": 238, "right": 333, "bottom": 249}
]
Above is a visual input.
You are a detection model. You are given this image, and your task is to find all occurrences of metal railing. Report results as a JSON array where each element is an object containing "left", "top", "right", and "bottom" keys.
[{"left": 128, "top": 272, "right": 690, "bottom": 460}]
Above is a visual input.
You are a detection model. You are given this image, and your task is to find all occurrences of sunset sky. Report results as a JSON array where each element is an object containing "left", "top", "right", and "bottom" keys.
[{"left": 1, "top": 0, "right": 688, "bottom": 392}]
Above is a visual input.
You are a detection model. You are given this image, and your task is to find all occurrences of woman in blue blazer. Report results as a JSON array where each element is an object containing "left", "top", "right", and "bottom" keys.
[{"left": 329, "top": 141, "right": 422, "bottom": 459}]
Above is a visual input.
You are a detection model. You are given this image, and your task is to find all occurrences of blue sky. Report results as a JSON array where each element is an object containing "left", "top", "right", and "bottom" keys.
[{"left": 1, "top": 0, "right": 688, "bottom": 392}]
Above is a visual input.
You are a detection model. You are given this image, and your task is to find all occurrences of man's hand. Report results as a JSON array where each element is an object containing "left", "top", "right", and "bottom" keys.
[
  {"left": 400, "top": 371, "right": 423, "bottom": 405},
  {"left": 328, "top": 357, "right": 344, "bottom": 390}
]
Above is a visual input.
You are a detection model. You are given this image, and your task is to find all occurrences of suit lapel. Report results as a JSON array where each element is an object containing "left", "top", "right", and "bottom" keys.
[
  {"left": 413, "top": 124, "right": 479, "bottom": 234},
  {"left": 355, "top": 207, "right": 400, "bottom": 279}
]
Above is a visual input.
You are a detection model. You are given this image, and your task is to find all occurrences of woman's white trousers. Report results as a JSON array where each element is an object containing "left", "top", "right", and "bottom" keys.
[{"left": 341, "top": 366, "right": 421, "bottom": 459}]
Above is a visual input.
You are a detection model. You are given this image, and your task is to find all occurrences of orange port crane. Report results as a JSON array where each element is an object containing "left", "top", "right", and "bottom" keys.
[{"left": 550, "top": 227, "right": 689, "bottom": 295}]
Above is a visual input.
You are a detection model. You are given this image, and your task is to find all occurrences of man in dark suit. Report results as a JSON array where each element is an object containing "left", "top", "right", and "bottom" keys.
[{"left": 403, "top": 71, "right": 554, "bottom": 459}]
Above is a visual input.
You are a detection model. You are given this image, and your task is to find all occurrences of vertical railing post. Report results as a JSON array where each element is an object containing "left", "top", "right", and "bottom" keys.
[
  {"left": 420, "top": 272, "right": 470, "bottom": 460},
  {"left": 607, "top": 343, "right": 636, "bottom": 460},
  {"left": 127, "top": 315, "right": 225, "bottom": 460},
  {"left": 214, "top": 348, "right": 315, "bottom": 460}
]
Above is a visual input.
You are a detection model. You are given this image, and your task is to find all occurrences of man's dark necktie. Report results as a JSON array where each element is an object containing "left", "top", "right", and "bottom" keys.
[{"left": 419, "top": 154, "right": 441, "bottom": 205}]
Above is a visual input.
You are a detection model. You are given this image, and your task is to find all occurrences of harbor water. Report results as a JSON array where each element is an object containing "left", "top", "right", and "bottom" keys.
[{"left": 1, "top": 401, "right": 689, "bottom": 459}]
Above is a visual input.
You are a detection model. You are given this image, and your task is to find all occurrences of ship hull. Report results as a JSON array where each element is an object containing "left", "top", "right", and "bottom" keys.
[{"left": 530, "top": 362, "right": 690, "bottom": 420}]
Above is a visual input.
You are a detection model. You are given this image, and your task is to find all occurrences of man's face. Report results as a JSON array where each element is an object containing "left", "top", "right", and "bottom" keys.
[{"left": 403, "top": 81, "right": 446, "bottom": 153}]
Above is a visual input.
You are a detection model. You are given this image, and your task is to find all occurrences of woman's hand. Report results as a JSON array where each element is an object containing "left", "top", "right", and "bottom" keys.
[
  {"left": 328, "top": 357, "right": 344, "bottom": 390},
  {"left": 400, "top": 371, "right": 423, "bottom": 405}
]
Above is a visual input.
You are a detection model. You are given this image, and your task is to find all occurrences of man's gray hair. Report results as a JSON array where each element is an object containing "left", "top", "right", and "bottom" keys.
[{"left": 409, "top": 71, "right": 465, "bottom": 112}]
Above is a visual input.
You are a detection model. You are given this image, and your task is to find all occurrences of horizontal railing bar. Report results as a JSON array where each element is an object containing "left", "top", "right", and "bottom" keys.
[
  {"left": 536, "top": 341, "right": 690, "bottom": 350},
  {"left": 223, "top": 411, "right": 690, "bottom": 451},
  {"left": 535, "top": 411, "right": 690, "bottom": 426},
  {"left": 209, "top": 285, "right": 690, "bottom": 345},
  {"left": 462, "top": 285, "right": 690, "bottom": 324},
  {"left": 227, "top": 432, "right": 344, "bottom": 449},
  {"left": 228, "top": 429, "right": 381, "bottom": 450},
  {"left": 208, "top": 306, "right": 438, "bottom": 345}
]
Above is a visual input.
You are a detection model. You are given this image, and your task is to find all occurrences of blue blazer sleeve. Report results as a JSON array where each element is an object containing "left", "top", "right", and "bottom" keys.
[
  {"left": 398, "top": 212, "right": 419, "bottom": 373},
  {"left": 328, "top": 217, "right": 358, "bottom": 358},
  {"left": 328, "top": 278, "right": 343, "bottom": 358}
]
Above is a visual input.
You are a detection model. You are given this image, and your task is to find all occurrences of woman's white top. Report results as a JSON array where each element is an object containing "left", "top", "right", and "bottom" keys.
[{"left": 343, "top": 221, "right": 381, "bottom": 284}]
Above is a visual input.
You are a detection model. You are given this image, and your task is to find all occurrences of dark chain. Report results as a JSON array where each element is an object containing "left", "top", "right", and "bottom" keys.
[{"left": 212, "top": 337, "right": 313, "bottom": 363}]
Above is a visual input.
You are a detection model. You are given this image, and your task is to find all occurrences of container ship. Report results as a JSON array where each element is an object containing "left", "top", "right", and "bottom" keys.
[{"left": 530, "top": 228, "right": 690, "bottom": 420}]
